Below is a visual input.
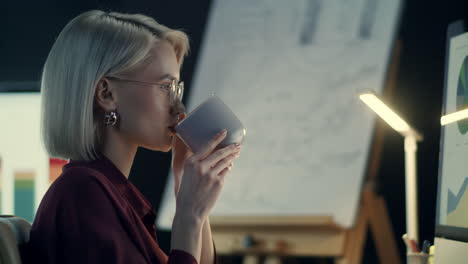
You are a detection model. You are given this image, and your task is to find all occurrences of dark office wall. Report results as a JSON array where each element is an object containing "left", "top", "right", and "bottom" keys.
[{"left": 1, "top": 0, "right": 467, "bottom": 262}]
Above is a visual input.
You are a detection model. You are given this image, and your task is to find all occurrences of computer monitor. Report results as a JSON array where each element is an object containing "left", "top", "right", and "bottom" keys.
[{"left": 434, "top": 19, "right": 468, "bottom": 262}]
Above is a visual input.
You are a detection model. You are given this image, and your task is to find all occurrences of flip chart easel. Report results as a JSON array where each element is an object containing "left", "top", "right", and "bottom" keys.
[{"left": 209, "top": 41, "right": 403, "bottom": 264}]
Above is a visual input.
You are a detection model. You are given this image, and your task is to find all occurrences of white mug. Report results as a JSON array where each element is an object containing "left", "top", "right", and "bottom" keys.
[{"left": 175, "top": 95, "right": 246, "bottom": 153}]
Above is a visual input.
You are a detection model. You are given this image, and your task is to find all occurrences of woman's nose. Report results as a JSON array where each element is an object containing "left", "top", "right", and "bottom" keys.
[{"left": 170, "top": 99, "right": 186, "bottom": 115}]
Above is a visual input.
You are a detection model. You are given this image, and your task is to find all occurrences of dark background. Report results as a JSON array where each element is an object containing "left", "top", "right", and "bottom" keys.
[{"left": 1, "top": 0, "right": 467, "bottom": 262}]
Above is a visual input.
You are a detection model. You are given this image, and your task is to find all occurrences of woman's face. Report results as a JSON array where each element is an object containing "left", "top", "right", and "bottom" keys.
[{"left": 110, "top": 41, "right": 183, "bottom": 152}]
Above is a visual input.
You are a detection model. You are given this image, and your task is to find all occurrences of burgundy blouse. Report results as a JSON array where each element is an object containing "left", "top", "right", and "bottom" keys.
[{"left": 25, "top": 155, "right": 211, "bottom": 264}]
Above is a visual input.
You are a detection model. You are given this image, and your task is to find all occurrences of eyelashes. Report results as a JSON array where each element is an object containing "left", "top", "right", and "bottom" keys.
[{"left": 159, "top": 83, "right": 172, "bottom": 91}]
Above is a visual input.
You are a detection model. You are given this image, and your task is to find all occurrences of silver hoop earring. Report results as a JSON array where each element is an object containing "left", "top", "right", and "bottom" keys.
[{"left": 104, "top": 111, "right": 118, "bottom": 126}]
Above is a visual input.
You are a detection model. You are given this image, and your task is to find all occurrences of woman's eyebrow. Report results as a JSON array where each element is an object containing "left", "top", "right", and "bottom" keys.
[{"left": 158, "top": 73, "right": 178, "bottom": 81}]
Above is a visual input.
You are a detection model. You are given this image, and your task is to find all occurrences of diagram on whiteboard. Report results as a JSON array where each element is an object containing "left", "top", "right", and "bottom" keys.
[{"left": 157, "top": 0, "right": 402, "bottom": 230}]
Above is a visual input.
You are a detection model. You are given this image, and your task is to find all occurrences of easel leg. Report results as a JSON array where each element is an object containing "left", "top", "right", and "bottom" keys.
[
  {"left": 264, "top": 255, "right": 282, "bottom": 264},
  {"left": 336, "top": 204, "right": 368, "bottom": 264},
  {"left": 367, "top": 192, "right": 401, "bottom": 264},
  {"left": 334, "top": 189, "right": 402, "bottom": 264},
  {"left": 243, "top": 254, "right": 260, "bottom": 264}
]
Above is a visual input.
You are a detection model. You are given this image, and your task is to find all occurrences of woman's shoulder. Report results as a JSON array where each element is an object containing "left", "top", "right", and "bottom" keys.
[
  {"left": 45, "top": 160, "right": 129, "bottom": 209},
  {"left": 30, "top": 165, "right": 109, "bottom": 228},
  {"left": 33, "top": 159, "right": 128, "bottom": 224},
  {"left": 57, "top": 165, "right": 104, "bottom": 185},
  {"left": 46, "top": 165, "right": 105, "bottom": 196},
  {"left": 38, "top": 164, "right": 117, "bottom": 212}
]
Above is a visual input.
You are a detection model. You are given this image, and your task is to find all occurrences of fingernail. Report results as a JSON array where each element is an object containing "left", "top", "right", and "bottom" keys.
[{"left": 235, "top": 143, "right": 241, "bottom": 147}]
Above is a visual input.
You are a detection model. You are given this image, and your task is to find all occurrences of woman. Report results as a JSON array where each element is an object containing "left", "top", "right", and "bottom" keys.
[{"left": 25, "top": 10, "right": 241, "bottom": 264}]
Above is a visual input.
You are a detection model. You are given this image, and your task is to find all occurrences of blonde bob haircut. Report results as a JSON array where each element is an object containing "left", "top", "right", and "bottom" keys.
[{"left": 41, "top": 10, "right": 189, "bottom": 161}]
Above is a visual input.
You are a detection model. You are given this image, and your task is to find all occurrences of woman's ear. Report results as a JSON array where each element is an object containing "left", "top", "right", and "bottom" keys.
[{"left": 94, "top": 78, "right": 117, "bottom": 112}]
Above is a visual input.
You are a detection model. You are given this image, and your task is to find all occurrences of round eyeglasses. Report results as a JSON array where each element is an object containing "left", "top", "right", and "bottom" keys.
[{"left": 106, "top": 76, "right": 184, "bottom": 103}]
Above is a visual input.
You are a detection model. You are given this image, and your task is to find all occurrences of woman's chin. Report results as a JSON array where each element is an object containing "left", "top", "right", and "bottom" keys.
[
  {"left": 163, "top": 135, "right": 176, "bottom": 152},
  {"left": 161, "top": 143, "right": 173, "bottom": 152},
  {"left": 142, "top": 137, "right": 173, "bottom": 152}
]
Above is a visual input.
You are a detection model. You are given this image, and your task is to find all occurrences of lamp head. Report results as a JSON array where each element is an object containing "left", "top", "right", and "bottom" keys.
[{"left": 359, "top": 92, "right": 423, "bottom": 141}]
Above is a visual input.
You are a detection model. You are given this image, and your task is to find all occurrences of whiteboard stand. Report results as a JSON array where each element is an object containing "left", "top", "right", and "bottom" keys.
[
  {"left": 209, "top": 185, "right": 399, "bottom": 264},
  {"left": 209, "top": 41, "right": 403, "bottom": 264}
]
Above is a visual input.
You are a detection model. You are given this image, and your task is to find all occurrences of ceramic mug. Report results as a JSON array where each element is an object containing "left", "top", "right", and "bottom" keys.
[{"left": 175, "top": 95, "right": 246, "bottom": 153}]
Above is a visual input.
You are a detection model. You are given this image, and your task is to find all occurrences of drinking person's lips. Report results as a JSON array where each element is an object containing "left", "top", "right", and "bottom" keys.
[
  {"left": 168, "top": 113, "right": 185, "bottom": 134},
  {"left": 168, "top": 125, "right": 177, "bottom": 134}
]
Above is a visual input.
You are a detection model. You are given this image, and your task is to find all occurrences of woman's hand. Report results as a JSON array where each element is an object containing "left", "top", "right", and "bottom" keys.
[
  {"left": 175, "top": 129, "right": 241, "bottom": 221},
  {"left": 172, "top": 133, "right": 192, "bottom": 197},
  {"left": 171, "top": 112, "right": 189, "bottom": 197}
]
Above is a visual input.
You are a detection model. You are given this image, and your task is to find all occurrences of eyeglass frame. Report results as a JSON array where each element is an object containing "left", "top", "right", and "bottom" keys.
[{"left": 105, "top": 76, "right": 184, "bottom": 103}]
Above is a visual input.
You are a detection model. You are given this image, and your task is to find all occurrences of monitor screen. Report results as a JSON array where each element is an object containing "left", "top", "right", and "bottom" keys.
[{"left": 436, "top": 19, "right": 468, "bottom": 242}]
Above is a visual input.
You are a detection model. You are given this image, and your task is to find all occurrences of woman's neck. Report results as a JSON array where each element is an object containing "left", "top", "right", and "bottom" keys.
[{"left": 101, "top": 130, "right": 138, "bottom": 178}]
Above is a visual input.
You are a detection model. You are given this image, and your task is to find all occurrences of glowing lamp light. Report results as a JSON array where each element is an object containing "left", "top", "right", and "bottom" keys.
[{"left": 441, "top": 109, "right": 468, "bottom": 126}]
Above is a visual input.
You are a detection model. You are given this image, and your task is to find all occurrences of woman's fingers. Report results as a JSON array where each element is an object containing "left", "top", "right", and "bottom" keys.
[
  {"left": 175, "top": 128, "right": 241, "bottom": 221},
  {"left": 202, "top": 143, "right": 240, "bottom": 168},
  {"left": 193, "top": 129, "right": 227, "bottom": 160},
  {"left": 172, "top": 135, "right": 190, "bottom": 196},
  {"left": 212, "top": 152, "right": 240, "bottom": 175},
  {"left": 217, "top": 164, "right": 233, "bottom": 179}
]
